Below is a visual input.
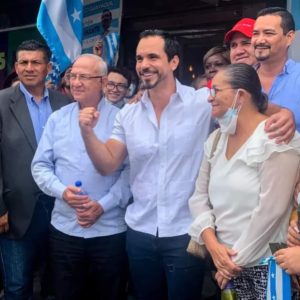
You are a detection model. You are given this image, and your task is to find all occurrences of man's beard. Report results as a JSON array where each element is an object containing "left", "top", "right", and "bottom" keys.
[
  {"left": 255, "top": 53, "right": 270, "bottom": 62},
  {"left": 140, "top": 75, "right": 160, "bottom": 90},
  {"left": 254, "top": 45, "right": 271, "bottom": 62}
]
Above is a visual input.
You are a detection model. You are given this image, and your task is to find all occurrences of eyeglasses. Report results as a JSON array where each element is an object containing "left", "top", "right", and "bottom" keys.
[
  {"left": 67, "top": 73, "right": 102, "bottom": 82},
  {"left": 209, "top": 87, "right": 233, "bottom": 98},
  {"left": 106, "top": 81, "right": 128, "bottom": 92}
]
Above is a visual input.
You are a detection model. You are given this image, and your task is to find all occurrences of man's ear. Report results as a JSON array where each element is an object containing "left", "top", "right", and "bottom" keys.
[
  {"left": 286, "top": 30, "right": 295, "bottom": 47},
  {"left": 170, "top": 55, "right": 179, "bottom": 71},
  {"left": 101, "top": 76, "right": 107, "bottom": 86},
  {"left": 47, "top": 62, "right": 52, "bottom": 74}
]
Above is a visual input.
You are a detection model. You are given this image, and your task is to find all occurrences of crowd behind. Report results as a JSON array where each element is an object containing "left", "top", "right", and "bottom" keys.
[{"left": 1, "top": 5, "right": 300, "bottom": 300}]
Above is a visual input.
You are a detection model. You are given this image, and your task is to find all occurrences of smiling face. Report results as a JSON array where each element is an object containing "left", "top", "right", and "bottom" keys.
[
  {"left": 15, "top": 50, "right": 51, "bottom": 91},
  {"left": 135, "top": 35, "right": 179, "bottom": 90},
  {"left": 70, "top": 56, "right": 105, "bottom": 107},
  {"left": 252, "top": 15, "right": 294, "bottom": 63},
  {"left": 229, "top": 32, "right": 257, "bottom": 65},
  {"left": 208, "top": 70, "right": 237, "bottom": 118},
  {"left": 204, "top": 53, "right": 228, "bottom": 80},
  {"left": 104, "top": 72, "right": 128, "bottom": 103}
]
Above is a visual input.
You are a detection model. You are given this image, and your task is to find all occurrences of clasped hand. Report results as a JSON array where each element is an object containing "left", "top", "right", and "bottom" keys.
[
  {"left": 63, "top": 186, "right": 104, "bottom": 228},
  {"left": 209, "top": 242, "right": 241, "bottom": 289}
]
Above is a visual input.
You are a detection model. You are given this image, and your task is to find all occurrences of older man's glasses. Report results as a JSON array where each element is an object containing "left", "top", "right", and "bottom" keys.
[
  {"left": 106, "top": 81, "right": 128, "bottom": 92},
  {"left": 67, "top": 73, "right": 102, "bottom": 82}
]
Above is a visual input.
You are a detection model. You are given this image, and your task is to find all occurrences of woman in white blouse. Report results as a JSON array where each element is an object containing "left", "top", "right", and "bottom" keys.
[{"left": 189, "top": 63, "right": 300, "bottom": 299}]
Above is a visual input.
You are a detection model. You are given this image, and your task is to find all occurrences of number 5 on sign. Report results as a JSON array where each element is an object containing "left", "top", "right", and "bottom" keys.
[{"left": 0, "top": 52, "right": 6, "bottom": 70}]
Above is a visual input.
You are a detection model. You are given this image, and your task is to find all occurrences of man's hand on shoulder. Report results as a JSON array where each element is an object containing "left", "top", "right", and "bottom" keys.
[
  {"left": 0, "top": 212, "right": 9, "bottom": 234},
  {"left": 264, "top": 108, "right": 295, "bottom": 144},
  {"left": 127, "top": 90, "right": 144, "bottom": 104}
]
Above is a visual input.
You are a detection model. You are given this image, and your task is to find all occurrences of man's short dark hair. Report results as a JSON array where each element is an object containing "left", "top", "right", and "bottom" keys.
[
  {"left": 139, "top": 29, "right": 181, "bottom": 62},
  {"left": 16, "top": 40, "right": 51, "bottom": 62},
  {"left": 257, "top": 7, "right": 295, "bottom": 34},
  {"left": 108, "top": 66, "right": 132, "bottom": 87}
]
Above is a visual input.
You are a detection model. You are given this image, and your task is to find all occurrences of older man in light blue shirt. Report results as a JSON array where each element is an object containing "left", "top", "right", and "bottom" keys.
[{"left": 32, "top": 54, "right": 130, "bottom": 300}]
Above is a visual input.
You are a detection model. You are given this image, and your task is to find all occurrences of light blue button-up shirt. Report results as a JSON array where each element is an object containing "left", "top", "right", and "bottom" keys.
[
  {"left": 264, "top": 59, "right": 300, "bottom": 132},
  {"left": 111, "top": 80, "right": 211, "bottom": 237},
  {"left": 32, "top": 99, "right": 131, "bottom": 238},
  {"left": 20, "top": 83, "right": 52, "bottom": 142}
]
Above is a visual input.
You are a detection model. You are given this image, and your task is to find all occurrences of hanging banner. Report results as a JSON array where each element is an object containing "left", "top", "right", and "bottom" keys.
[{"left": 82, "top": 0, "right": 122, "bottom": 66}]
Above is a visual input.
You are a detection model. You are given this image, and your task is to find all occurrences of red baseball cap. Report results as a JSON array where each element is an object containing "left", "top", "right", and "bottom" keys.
[{"left": 224, "top": 18, "right": 255, "bottom": 43}]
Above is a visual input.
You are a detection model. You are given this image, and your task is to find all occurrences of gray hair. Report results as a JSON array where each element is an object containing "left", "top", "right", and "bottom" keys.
[{"left": 74, "top": 53, "right": 108, "bottom": 76}]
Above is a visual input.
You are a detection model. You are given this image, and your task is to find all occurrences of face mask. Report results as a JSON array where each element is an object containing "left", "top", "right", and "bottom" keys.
[{"left": 216, "top": 89, "right": 241, "bottom": 135}]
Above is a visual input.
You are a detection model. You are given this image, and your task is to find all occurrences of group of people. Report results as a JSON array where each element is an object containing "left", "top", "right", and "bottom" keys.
[{"left": 1, "top": 5, "right": 300, "bottom": 300}]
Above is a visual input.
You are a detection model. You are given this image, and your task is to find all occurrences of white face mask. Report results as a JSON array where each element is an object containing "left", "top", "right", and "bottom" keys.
[{"left": 216, "top": 89, "right": 241, "bottom": 135}]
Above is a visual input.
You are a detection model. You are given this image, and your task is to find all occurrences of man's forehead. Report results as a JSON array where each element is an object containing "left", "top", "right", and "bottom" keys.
[
  {"left": 17, "top": 50, "right": 44, "bottom": 59},
  {"left": 137, "top": 36, "right": 164, "bottom": 49},
  {"left": 108, "top": 72, "right": 127, "bottom": 83},
  {"left": 230, "top": 32, "right": 251, "bottom": 44},
  {"left": 254, "top": 15, "right": 282, "bottom": 29},
  {"left": 73, "top": 56, "right": 96, "bottom": 68}
]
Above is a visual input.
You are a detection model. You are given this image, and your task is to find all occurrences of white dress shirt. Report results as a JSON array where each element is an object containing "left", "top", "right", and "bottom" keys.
[
  {"left": 111, "top": 80, "right": 212, "bottom": 237},
  {"left": 189, "top": 121, "right": 300, "bottom": 267}
]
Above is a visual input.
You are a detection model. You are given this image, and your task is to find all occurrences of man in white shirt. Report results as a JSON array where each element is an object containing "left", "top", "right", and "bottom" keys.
[{"left": 79, "top": 30, "right": 211, "bottom": 300}]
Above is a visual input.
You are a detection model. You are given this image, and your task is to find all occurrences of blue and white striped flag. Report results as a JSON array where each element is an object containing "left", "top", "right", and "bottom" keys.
[
  {"left": 261, "top": 256, "right": 291, "bottom": 300},
  {"left": 37, "top": 0, "right": 83, "bottom": 83},
  {"left": 104, "top": 31, "right": 120, "bottom": 67}
]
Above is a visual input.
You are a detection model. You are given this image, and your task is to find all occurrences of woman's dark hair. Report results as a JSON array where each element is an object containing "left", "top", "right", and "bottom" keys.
[{"left": 223, "top": 63, "right": 268, "bottom": 113}]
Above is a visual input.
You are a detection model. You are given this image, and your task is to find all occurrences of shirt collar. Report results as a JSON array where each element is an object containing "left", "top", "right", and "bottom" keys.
[
  {"left": 254, "top": 59, "right": 294, "bottom": 75},
  {"left": 282, "top": 59, "right": 295, "bottom": 74},
  {"left": 19, "top": 82, "right": 49, "bottom": 104},
  {"left": 140, "top": 79, "right": 186, "bottom": 105}
]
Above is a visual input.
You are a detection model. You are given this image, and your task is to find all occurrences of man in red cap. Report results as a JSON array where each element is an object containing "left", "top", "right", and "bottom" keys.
[{"left": 224, "top": 18, "right": 257, "bottom": 66}]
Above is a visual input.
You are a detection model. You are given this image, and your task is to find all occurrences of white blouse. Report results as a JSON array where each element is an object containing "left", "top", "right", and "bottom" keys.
[{"left": 189, "top": 120, "right": 300, "bottom": 267}]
